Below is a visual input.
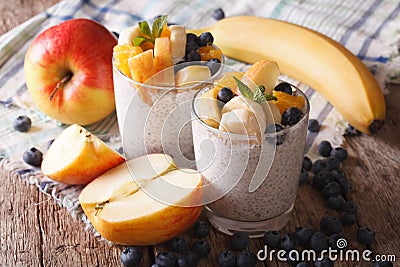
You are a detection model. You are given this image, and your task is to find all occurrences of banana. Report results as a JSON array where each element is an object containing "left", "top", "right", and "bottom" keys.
[
  {"left": 118, "top": 25, "right": 141, "bottom": 45},
  {"left": 189, "top": 16, "right": 386, "bottom": 134},
  {"left": 219, "top": 108, "right": 261, "bottom": 138}
]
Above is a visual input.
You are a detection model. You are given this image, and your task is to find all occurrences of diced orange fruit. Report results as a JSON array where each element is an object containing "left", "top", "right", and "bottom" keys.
[
  {"left": 198, "top": 45, "right": 223, "bottom": 62},
  {"left": 160, "top": 24, "right": 171, "bottom": 38},
  {"left": 214, "top": 71, "right": 244, "bottom": 94},
  {"left": 273, "top": 91, "right": 305, "bottom": 114},
  {"left": 113, "top": 44, "right": 143, "bottom": 78}
]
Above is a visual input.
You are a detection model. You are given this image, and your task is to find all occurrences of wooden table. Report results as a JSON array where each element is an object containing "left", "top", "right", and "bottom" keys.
[{"left": 1, "top": 1, "right": 399, "bottom": 266}]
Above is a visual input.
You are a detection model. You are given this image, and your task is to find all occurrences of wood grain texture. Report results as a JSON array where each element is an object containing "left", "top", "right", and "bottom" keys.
[{"left": 1, "top": 1, "right": 399, "bottom": 266}]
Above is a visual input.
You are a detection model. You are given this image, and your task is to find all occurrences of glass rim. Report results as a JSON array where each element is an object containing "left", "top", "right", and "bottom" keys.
[
  {"left": 191, "top": 81, "right": 310, "bottom": 138},
  {"left": 112, "top": 45, "right": 225, "bottom": 91}
]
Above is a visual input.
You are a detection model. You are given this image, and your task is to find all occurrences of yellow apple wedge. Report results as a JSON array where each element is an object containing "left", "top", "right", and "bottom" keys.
[
  {"left": 41, "top": 124, "right": 125, "bottom": 185},
  {"left": 79, "top": 154, "right": 203, "bottom": 245},
  {"left": 175, "top": 65, "right": 211, "bottom": 86},
  {"left": 196, "top": 86, "right": 221, "bottom": 128},
  {"left": 189, "top": 16, "right": 386, "bottom": 134},
  {"left": 241, "top": 60, "right": 280, "bottom": 94}
]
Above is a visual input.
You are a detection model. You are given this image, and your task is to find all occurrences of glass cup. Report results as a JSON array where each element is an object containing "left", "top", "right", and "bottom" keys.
[
  {"left": 191, "top": 82, "right": 310, "bottom": 237},
  {"left": 113, "top": 56, "right": 224, "bottom": 168}
]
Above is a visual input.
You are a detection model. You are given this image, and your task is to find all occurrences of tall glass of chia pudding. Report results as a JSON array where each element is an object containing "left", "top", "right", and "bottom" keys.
[
  {"left": 191, "top": 68, "right": 310, "bottom": 236},
  {"left": 112, "top": 16, "right": 224, "bottom": 167}
]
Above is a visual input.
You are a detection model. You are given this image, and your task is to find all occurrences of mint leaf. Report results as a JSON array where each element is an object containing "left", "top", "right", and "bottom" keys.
[
  {"left": 253, "top": 87, "right": 267, "bottom": 103},
  {"left": 133, "top": 36, "right": 150, "bottom": 46},
  {"left": 233, "top": 76, "right": 253, "bottom": 99},
  {"left": 152, "top": 15, "right": 167, "bottom": 38},
  {"left": 138, "top": 21, "right": 152, "bottom": 38},
  {"left": 265, "top": 94, "right": 278, "bottom": 101}
]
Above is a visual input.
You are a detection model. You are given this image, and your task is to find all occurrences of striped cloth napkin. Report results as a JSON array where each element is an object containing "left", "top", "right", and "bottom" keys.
[{"left": 0, "top": 0, "right": 399, "bottom": 221}]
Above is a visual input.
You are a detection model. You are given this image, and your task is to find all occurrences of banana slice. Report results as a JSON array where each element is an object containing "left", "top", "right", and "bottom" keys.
[
  {"left": 219, "top": 108, "right": 261, "bottom": 137},
  {"left": 169, "top": 25, "right": 187, "bottom": 60},
  {"left": 221, "top": 96, "right": 266, "bottom": 134},
  {"left": 262, "top": 101, "right": 282, "bottom": 125},
  {"left": 118, "top": 25, "right": 141, "bottom": 45}
]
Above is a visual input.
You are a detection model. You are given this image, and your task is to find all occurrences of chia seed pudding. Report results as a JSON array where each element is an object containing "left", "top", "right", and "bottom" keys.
[{"left": 191, "top": 80, "right": 309, "bottom": 236}]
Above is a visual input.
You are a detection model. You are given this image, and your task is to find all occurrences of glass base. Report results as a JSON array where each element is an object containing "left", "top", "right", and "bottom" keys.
[{"left": 205, "top": 204, "right": 294, "bottom": 238}]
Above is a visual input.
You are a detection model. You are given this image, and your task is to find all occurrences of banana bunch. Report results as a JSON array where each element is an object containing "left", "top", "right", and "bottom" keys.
[{"left": 189, "top": 16, "right": 386, "bottom": 134}]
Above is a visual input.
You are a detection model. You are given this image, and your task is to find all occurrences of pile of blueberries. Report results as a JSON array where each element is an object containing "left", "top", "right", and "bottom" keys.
[{"left": 120, "top": 221, "right": 257, "bottom": 267}]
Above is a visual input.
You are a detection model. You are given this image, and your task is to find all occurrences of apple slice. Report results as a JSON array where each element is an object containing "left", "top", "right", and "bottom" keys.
[
  {"left": 169, "top": 25, "right": 187, "bottom": 60},
  {"left": 79, "top": 154, "right": 202, "bottom": 245},
  {"left": 197, "top": 87, "right": 221, "bottom": 128},
  {"left": 241, "top": 60, "right": 280, "bottom": 94},
  {"left": 175, "top": 65, "right": 211, "bottom": 86},
  {"left": 117, "top": 25, "right": 141, "bottom": 45},
  {"left": 221, "top": 95, "right": 266, "bottom": 135},
  {"left": 41, "top": 124, "right": 125, "bottom": 185},
  {"left": 152, "top": 37, "right": 175, "bottom": 86},
  {"left": 128, "top": 49, "right": 155, "bottom": 84}
]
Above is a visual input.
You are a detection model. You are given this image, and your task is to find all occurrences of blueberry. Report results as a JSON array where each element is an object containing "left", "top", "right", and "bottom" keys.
[
  {"left": 318, "top": 141, "right": 332, "bottom": 157},
  {"left": 197, "top": 32, "right": 214, "bottom": 47},
  {"left": 265, "top": 124, "right": 285, "bottom": 145},
  {"left": 23, "top": 147, "right": 43, "bottom": 167},
  {"left": 339, "top": 212, "right": 357, "bottom": 226},
  {"left": 311, "top": 159, "right": 330, "bottom": 174},
  {"left": 185, "top": 51, "right": 201, "bottom": 62},
  {"left": 315, "top": 257, "right": 334, "bottom": 267},
  {"left": 13, "top": 115, "right": 32, "bottom": 132},
  {"left": 322, "top": 182, "right": 341, "bottom": 198},
  {"left": 169, "top": 237, "right": 188, "bottom": 253},
  {"left": 155, "top": 251, "right": 177, "bottom": 267},
  {"left": 312, "top": 171, "right": 334, "bottom": 189},
  {"left": 212, "top": 8, "right": 225, "bottom": 20},
  {"left": 186, "top": 33, "right": 197, "bottom": 43},
  {"left": 263, "top": 230, "right": 280, "bottom": 249},
  {"left": 274, "top": 82, "right": 292, "bottom": 95},
  {"left": 299, "top": 171, "right": 309, "bottom": 185},
  {"left": 326, "top": 157, "right": 340, "bottom": 171},
  {"left": 308, "top": 119, "right": 320, "bottom": 132},
  {"left": 330, "top": 147, "right": 348, "bottom": 162},
  {"left": 344, "top": 124, "right": 361, "bottom": 136},
  {"left": 217, "top": 251, "right": 236, "bottom": 267},
  {"left": 302, "top": 156, "right": 312, "bottom": 171},
  {"left": 237, "top": 251, "right": 257, "bottom": 267},
  {"left": 281, "top": 233, "right": 299, "bottom": 252},
  {"left": 177, "top": 252, "right": 198, "bottom": 267},
  {"left": 117, "top": 146, "right": 124, "bottom": 154},
  {"left": 373, "top": 261, "right": 394, "bottom": 267},
  {"left": 327, "top": 194, "right": 345, "bottom": 210},
  {"left": 191, "top": 239, "right": 211, "bottom": 258},
  {"left": 320, "top": 215, "right": 343, "bottom": 236},
  {"left": 282, "top": 107, "right": 303, "bottom": 126},
  {"left": 295, "top": 226, "right": 314, "bottom": 245},
  {"left": 310, "top": 232, "right": 327, "bottom": 252},
  {"left": 296, "top": 262, "right": 309, "bottom": 267},
  {"left": 185, "top": 41, "right": 199, "bottom": 54},
  {"left": 207, "top": 58, "right": 221, "bottom": 75},
  {"left": 328, "top": 234, "right": 345, "bottom": 250},
  {"left": 331, "top": 169, "right": 346, "bottom": 181},
  {"left": 342, "top": 201, "right": 358, "bottom": 215},
  {"left": 336, "top": 176, "right": 351, "bottom": 195},
  {"left": 217, "top": 87, "right": 236, "bottom": 104},
  {"left": 192, "top": 220, "right": 210, "bottom": 238},
  {"left": 230, "top": 231, "right": 250, "bottom": 251},
  {"left": 356, "top": 227, "right": 375, "bottom": 245},
  {"left": 112, "top": 31, "right": 119, "bottom": 38},
  {"left": 120, "top": 246, "right": 143, "bottom": 267}
]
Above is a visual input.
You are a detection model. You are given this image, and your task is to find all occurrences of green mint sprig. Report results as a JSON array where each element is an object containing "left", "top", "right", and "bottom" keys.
[
  {"left": 133, "top": 15, "right": 168, "bottom": 46},
  {"left": 232, "top": 76, "right": 277, "bottom": 103}
]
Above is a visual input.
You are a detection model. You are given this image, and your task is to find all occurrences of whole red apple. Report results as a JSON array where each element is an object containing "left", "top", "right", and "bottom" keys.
[{"left": 24, "top": 18, "right": 117, "bottom": 125}]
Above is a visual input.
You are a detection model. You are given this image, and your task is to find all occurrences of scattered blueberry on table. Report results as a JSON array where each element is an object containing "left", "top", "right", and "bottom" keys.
[
  {"left": 120, "top": 246, "right": 143, "bottom": 267},
  {"left": 308, "top": 119, "right": 320, "bottom": 132},
  {"left": 22, "top": 147, "right": 43, "bottom": 167},
  {"left": 13, "top": 115, "right": 32, "bottom": 132},
  {"left": 212, "top": 8, "right": 225, "bottom": 20},
  {"left": 230, "top": 232, "right": 250, "bottom": 251}
]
